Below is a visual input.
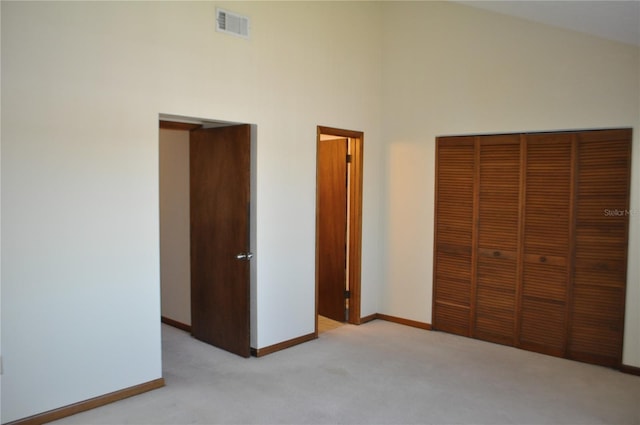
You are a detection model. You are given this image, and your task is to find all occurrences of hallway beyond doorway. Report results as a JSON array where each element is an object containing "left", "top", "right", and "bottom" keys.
[{"left": 318, "top": 315, "right": 344, "bottom": 334}]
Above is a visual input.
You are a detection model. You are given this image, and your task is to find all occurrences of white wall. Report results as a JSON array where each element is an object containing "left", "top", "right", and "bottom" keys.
[
  {"left": 0, "top": 1, "right": 384, "bottom": 422},
  {"left": 2, "top": 1, "right": 638, "bottom": 422},
  {"left": 380, "top": 1, "right": 640, "bottom": 367},
  {"left": 159, "top": 129, "right": 191, "bottom": 326}
]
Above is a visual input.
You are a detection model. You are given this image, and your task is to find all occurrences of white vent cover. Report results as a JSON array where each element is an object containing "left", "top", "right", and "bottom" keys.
[{"left": 216, "top": 8, "right": 250, "bottom": 39}]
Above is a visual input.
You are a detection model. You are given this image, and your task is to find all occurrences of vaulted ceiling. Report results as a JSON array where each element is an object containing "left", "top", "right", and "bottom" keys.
[{"left": 456, "top": 1, "right": 640, "bottom": 46}]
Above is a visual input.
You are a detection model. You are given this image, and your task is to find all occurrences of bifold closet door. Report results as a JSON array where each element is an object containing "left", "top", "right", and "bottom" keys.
[
  {"left": 433, "top": 137, "right": 475, "bottom": 336},
  {"left": 570, "top": 129, "right": 631, "bottom": 367},
  {"left": 518, "top": 133, "right": 574, "bottom": 357},
  {"left": 474, "top": 135, "right": 521, "bottom": 345},
  {"left": 434, "top": 129, "right": 630, "bottom": 368}
]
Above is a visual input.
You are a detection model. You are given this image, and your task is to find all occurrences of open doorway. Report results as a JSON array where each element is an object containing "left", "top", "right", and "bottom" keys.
[
  {"left": 315, "top": 126, "right": 363, "bottom": 335},
  {"left": 159, "top": 116, "right": 256, "bottom": 357}
]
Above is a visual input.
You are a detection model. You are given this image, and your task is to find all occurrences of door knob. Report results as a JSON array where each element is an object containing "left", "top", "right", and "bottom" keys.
[{"left": 235, "top": 252, "right": 254, "bottom": 260}]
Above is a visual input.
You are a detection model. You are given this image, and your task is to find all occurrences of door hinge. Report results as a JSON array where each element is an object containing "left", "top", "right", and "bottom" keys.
[
  {"left": 344, "top": 290, "right": 351, "bottom": 299},
  {"left": 346, "top": 154, "right": 352, "bottom": 163}
]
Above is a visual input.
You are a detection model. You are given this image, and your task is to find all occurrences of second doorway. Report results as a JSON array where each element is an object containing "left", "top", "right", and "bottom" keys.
[{"left": 316, "top": 126, "right": 363, "bottom": 333}]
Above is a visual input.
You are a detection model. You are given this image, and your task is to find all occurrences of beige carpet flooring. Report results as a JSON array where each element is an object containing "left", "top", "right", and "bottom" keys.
[{"left": 53, "top": 320, "right": 640, "bottom": 424}]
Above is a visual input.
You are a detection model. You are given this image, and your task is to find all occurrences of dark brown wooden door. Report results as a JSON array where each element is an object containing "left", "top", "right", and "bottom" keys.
[
  {"left": 433, "top": 136, "right": 476, "bottom": 336},
  {"left": 190, "top": 125, "right": 251, "bottom": 357},
  {"left": 317, "top": 138, "right": 348, "bottom": 322},
  {"left": 474, "top": 135, "right": 522, "bottom": 345},
  {"left": 570, "top": 129, "right": 631, "bottom": 367},
  {"left": 519, "top": 133, "right": 574, "bottom": 357},
  {"left": 434, "top": 129, "right": 630, "bottom": 369}
]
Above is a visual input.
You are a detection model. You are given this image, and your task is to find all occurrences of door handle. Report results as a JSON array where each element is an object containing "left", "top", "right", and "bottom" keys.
[{"left": 235, "top": 252, "right": 254, "bottom": 260}]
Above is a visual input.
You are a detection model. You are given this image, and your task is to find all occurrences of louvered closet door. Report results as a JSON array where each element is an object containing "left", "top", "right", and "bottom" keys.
[
  {"left": 433, "top": 137, "right": 475, "bottom": 336},
  {"left": 519, "top": 133, "right": 574, "bottom": 356},
  {"left": 570, "top": 129, "right": 631, "bottom": 367},
  {"left": 474, "top": 135, "right": 521, "bottom": 345}
]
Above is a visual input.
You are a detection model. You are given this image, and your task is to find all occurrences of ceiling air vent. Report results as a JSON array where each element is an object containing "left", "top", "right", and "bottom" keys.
[{"left": 216, "top": 8, "right": 250, "bottom": 39}]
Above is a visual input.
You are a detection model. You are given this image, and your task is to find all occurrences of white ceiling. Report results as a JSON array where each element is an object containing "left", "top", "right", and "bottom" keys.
[{"left": 456, "top": 1, "right": 640, "bottom": 46}]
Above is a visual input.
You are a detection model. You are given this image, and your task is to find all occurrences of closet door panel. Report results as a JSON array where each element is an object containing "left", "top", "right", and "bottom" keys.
[
  {"left": 570, "top": 129, "right": 631, "bottom": 366},
  {"left": 519, "top": 134, "right": 573, "bottom": 355},
  {"left": 433, "top": 128, "right": 630, "bottom": 369},
  {"left": 573, "top": 257, "right": 626, "bottom": 287},
  {"left": 433, "top": 137, "right": 475, "bottom": 336},
  {"left": 570, "top": 285, "right": 624, "bottom": 365},
  {"left": 474, "top": 135, "right": 521, "bottom": 345},
  {"left": 520, "top": 262, "right": 567, "bottom": 354},
  {"left": 476, "top": 259, "right": 518, "bottom": 343}
]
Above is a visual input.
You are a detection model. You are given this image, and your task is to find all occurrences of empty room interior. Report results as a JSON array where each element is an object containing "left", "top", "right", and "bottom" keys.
[{"left": 1, "top": 1, "right": 639, "bottom": 424}]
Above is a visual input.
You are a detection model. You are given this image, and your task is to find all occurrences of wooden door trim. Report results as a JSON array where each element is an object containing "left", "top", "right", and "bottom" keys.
[
  {"left": 514, "top": 134, "right": 526, "bottom": 345},
  {"left": 348, "top": 132, "right": 364, "bottom": 325},
  {"left": 316, "top": 126, "right": 364, "bottom": 330},
  {"left": 564, "top": 134, "right": 578, "bottom": 357},
  {"left": 469, "top": 137, "right": 480, "bottom": 337},
  {"left": 159, "top": 120, "right": 202, "bottom": 131}
]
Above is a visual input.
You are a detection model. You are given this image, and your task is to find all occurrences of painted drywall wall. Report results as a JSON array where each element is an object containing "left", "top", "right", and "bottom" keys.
[
  {"left": 159, "top": 129, "right": 191, "bottom": 326},
  {"left": 380, "top": 1, "right": 640, "bottom": 367},
  {"left": 4, "top": 1, "right": 637, "bottom": 422},
  {"left": 0, "top": 1, "right": 384, "bottom": 422}
]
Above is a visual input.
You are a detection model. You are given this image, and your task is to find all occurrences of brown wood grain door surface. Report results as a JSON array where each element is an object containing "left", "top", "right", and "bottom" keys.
[
  {"left": 519, "top": 133, "right": 574, "bottom": 357},
  {"left": 190, "top": 125, "right": 251, "bottom": 358},
  {"left": 317, "top": 137, "right": 348, "bottom": 322},
  {"left": 434, "top": 129, "right": 631, "bottom": 368},
  {"left": 432, "top": 136, "right": 476, "bottom": 336},
  {"left": 474, "top": 135, "right": 522, "bottom": 346},
  {"left": 570, "top": 129, "right": 631, "bottom": 367}
]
